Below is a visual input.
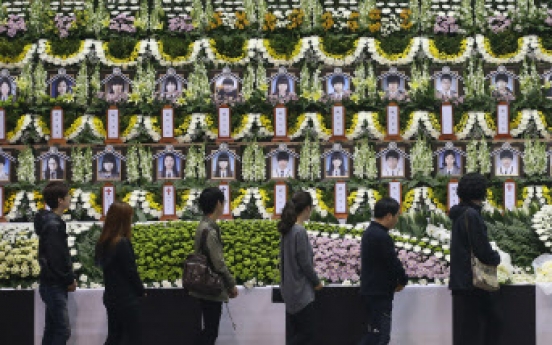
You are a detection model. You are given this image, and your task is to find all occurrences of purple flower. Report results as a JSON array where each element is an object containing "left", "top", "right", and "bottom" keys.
[
  {"left": 433, "top": 16, "right": 460, "bottom": 35},
  {"left": 488, "top": 15, "right": 512, "bottom": 33},
  {"left": 0, "top": 14, "right": 27, "bottom": 38},
  {"left": 168, "top": 16, "right": 195, "bottom": 33},
  {"left": 54, "top": 14, "right": 76, "bottom": 38},
  {"left": 109, "top": 13, "right": 136, "bottom": 33}
]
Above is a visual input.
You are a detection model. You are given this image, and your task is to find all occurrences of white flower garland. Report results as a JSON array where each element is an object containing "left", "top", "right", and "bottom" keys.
[
  {"left": 366, "top": 37, "right": 420, "bottom": 66},
  {"left": 233, "top": 114, "right": 273, "bottom": 140},
  {"left": 69, "top": 189, "right": 102, "bottom": 220},
  {"left": 475, "top": 34, "right": 531, "bottom": 64},
  {"left": 346, "top": 112, "right": 385, "bottom": 140},
  {"left": 289, "top": 113, "right": 330, "bottom": 141},
  {"left": 202, "top": 38, "right": 257, "bottom": 66},
  {"left": 349, "top": 188, "right": 379, "bottom": 215},
  {"left": 8, "top": 115, "right": 33, "bottom": 143},
  {"left": 511, "top": 109, "right": 549, "bottom": 139},
  {"left": 0, "top": 43, "right": 36, "bottom": 69},
  {"left": 304, "top": 188, "right": 329, "bottom": 218},
  {"left": 402, "top": 111, "right": 440, "bottom": 139},
  {"left": 88, "top": 115, "right": 106, "bottom": 139},
  {"left": 37, "top": 39, "right": 95, "bottom": 66},
  {"left": 5, "top": 192, "right": 39, "bottom": 221},
  {"left": 421, "top": 36, "right": 474, "bottom": 64},
  {"left": 528, "top": 35, "right": 552, "bottom": 64},
  {"left": 456, "top": 112, "right": 496, "bottom": 139},
  {"left": 149, "top": 39, "right": 203, "bottom": 66},
  {"left": 65, "top": 116, "right": 90, "bottom": 140},
  {"left": 176, "top": 113, "right": 217, "bottom": 142},
  {"left": 255, "top": 38, "right": 310, "bottom": 66},
  {"left": 522, "top": 186, "right": 549, "bottom": 209},
  {"left": 231, "top": 188, "right": 272, "bottom": 220},
  {"left": 34, "top": 115, "right": 48, "bottom": 141},
  {"left": 405, "top": 187, "right": 446, "bottom": 216},
  {"left": 143, "top": 116, "right": 161, "bottom": 142},
  {"left": 308, "top": 36, "right": 368, "bottom": 66},
  {"left": 532, "top": 205, "right": 552, "bottom": 249},
  {"left": 126, "top": 190, "right": 162, "bottom": 219},
  {"left": 94, "top": 39, "right": 149, "bottom": 67}
]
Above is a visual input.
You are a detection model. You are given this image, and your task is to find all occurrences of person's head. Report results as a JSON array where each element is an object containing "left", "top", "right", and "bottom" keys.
[
  {"left": 387, "top": 75, "right": 400, "bottom": 92},
  {"left": 164, "top": 153, "right": 176, "bottom": 171},
  {"left": 495, "top": 74, "right": 508, "bottom": 90},
  {"left": 43, "top": 181, "right": 70, "bottom": 211},
  {"left": 0, "top": 80, "right": 11, "bottom": 96},
  {"left": 443, "top": 150, "right": 456, "bottom": 168},
  {"left": 97, "top": 202, "right": 134, "bottom": 250},
  {"left": 217, "top": 153, "right": 230, "bottom": 171},
  {"left": 47, "top": 156, "right": 61, "bottom": 172},
  {"left": 373, "top": 197, "right": 400, "bottom": 229},
  {"left": 441, "top": 74, "right": 452, "bottom": 92},
  {"left": 385, "top": 150, "right": 400, "bottom": 170},
  {"left": 276, "top": 151, "right": 290, "bottom": 170},
  {"left": 330, "top": 151, "right": 343, "bottom": 169},
  {"left": 111, "top": 77, "right": 124, "bottom": 94},
  {"left": 457, "top": 172, "right": 487, "bottom": 204},
  {"left": 198, "top": 187, "right": 225, "bottom": 218},
  {"left": 276, "top": 76, "right": 289, "bottom": 94},
  {"left": 57, "top": 79, "right": 68, "bottom": 96},
  {"left": 499, "top": 150, "right": 514, "bottom": 169},
  {"left": 101, "top": 153, "right": 117, "bottom": 173},
  {"left": 222, "top": 78, "right": 234, "bottom": 93},
  {"left": 165, "top": 76, "right": 177, "bottom": 93},
  {"left": 331, "top": 75, "right": 345, "bottom": 93},
  {"left": 277, "top": 191, "right": 313, "bottom": 235}
]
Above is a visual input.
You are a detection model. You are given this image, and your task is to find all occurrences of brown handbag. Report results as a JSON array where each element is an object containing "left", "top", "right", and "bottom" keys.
[
  {"left": 182, "top": 228, "right": 223, "bottom": 296},
  {"left": 464, "top": 213, "right": 499, "bottom": 292}
]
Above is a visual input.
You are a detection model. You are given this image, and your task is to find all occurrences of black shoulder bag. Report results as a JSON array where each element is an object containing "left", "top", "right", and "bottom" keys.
[{"left": 182, "top": 228, "right": 223, "bottom": 296}]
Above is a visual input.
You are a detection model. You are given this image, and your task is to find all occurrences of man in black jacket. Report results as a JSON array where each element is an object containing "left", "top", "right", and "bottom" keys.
[
  {"left": 359, "top": 197, "right": 408, "bottom": 345},
  {"left": 449, "top": 173, "right": 501, "bottom": 345},
  {"left": 35, "top": 181, "right": 76, "bottom": 345}
]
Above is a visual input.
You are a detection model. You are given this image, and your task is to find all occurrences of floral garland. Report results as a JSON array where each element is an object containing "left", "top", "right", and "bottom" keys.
[
  {"left": 483, "top": 189, "right": 502, "bottom": 213},
  {"left": 309, "top": 36, "right": 368, "bottom": 66},
  {"left": 7, "top": 115, "right": 33, "bottom": 143},
  {"left": 366, "top": 37, "right": 420, "bottom": 66},
  {"left": 175, "top": 113, "right": 217, "bottom": 143},
  {"left": 531, "top": 36, "right": 552, "bottom": 64},
  {"left": 510, "top": 110, "right": 550, "bottom": 139},
  {"left": 521, "top": 186, "right": 552, "bottom": 209},
  {"left": 421, "top": 36, "right": 474, "bottom": 64},
  {"left": 241, "top": 143, "right": 266, "bottom": 181},
  {"left": 37, "top": 39, "right": 94, "bottom": 66},
  {"left": 346, "top": 112, "right": 385, "bottom": 140},
  {"left": 123, "top": 190, "right": 163, "bottom": 219},
  {"left": 64, "top": 116, "right": 89, "bottom": 140},
  {"left": 95, "top": 40, "right": 148, "bottom": 67},
  {"left": 402, "top": 111, "right": 441, "bottom": 139},
  {"left": 149, "top": 39, "right": 203, "bottom": 66},
  {"left": 69, "top": 189, "right": 102, "bottom": 220},
  {"left": 402, "top": 187, "right": 446, "bottom": 215},
  {"left": 256, "top": 38, "right": 310, "bottom": 66},
  {"left": 475, "top": 34, "right": 531, "bottom": 64},
  {"left": 4, "top": 191, "right": 42, "bottom": 221},
  {"left": 305, "top": 188, "right": 333, "bottom": 218},
  {"left": 203, "top": 38, "right": 257, "bottom": 66},
  {"left": 523, "top": 139, "right": 548, "bottom": 177},
  {"left": 232, "top": 114, "right": 274, "bottom": 140},
  {"left": 0, "top": 43, "right": 36, "bottom": 69},
  {"left": 121, "top": 115, "right": 142, "bottom": 141},
  {"left": 34, "top": 115, "right": 50, "bottom": 140},
  {"left": 178, "top": 189, "right": 201, "bottom": 216},
  {"left": 16, "top": 147, "right": 36, "bottom": 184},
  {"left": 455, "top": 112, "right": 496, "bottom": 139},
  {"left": 410, "top": 138, "right": 433, "bottom": 177},
  {"left": 143, "top": 116, "right": 162, "bottom": 142},
  {"left": 532, "top": 205, "right": 552, "bottom": 250},
  {"left": 288, "top": 113, "right": 331, "bottom": 140},
  {"left": 89, "top": 116, "right": 106, "bottom": 138},
  {"left": 348, "top": 188, "right": 382, "bottom": 215},
  {"left": 353, "top": 139, "right": 378, "bottom": 179},
  {"left": 231, "top": 187, "right": 273, "bottom": 219}
]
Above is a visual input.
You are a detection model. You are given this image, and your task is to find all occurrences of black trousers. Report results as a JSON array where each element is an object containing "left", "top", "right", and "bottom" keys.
[
  {"left": 197, "top": 299, "right": 223, "bottom": 345},
  {"left": 358, "top": 295, "right": 393, "bottom": 345},
  {"left": 104, "top": 302, "right": 141, "bottom": 345},
  {"left": 286, "top": 302, "right": 316, "bottom": 345},
  {"left": 453, "top": 290, "right": 502, "bottom": 345}
]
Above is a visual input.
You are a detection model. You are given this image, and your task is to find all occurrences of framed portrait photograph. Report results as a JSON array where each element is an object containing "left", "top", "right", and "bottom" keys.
[
  {"left": 436, "top": 149, "right": 463, "bottom": 177},
  {"left": 544, "top": 73, "right": 552, "bottom": 100},
  {"left": 41, "top": 155, "right": 66, "bottom": 181},
  {"left": 324, "top": 151, "right": 349, "bottom": 179},
  {"left": 380, "top": 149, "right": 405, "bottom": 178},
  {"left": 211, "top": 151, "right": 236, "bottom": 180},
  {"left": 270, "top": 75, "right": 296, "bottom": 98},
  {"left": 0, "top": 155, "right": 10, "bottom": 182},
  {"left": 0, "top": 76, "right": 16, "bottom": 102},
  {"left": 96, "top": 152, "right": 122, "bottom": 181},
  {"left": 158, "top": 71, "right": 185, "bottom": 101},
  {"left": 382, "top": 74, "right": 408, "bottom": 101},
  {"left": 49, "top": 75, "right": 74, "bottom": 98},
  {"left": 105, "top": 75, "right": 131, "bottom": 97},
  {"left": 157, "top": 151, "right": 182, "bottom": 180},
  {"left": 326, "top": 74, "right": 352, "bottom": 101},
  {"left": 214, "top": 76, "right": 240, "bottom": 102},
  {"left": 271, "top": 151, "right": 295, "bottom": 179},
  {"left": 491, "top": 72, "right": 515, "bottom": 100},
  {"left": 434, "top": 73, "right": 459, "bottom": 99},
  {"left": 494, "top": 150, "right": 519, "bottom": 177}
]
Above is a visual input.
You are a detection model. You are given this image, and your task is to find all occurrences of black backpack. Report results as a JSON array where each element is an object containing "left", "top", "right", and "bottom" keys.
[{"left": 182, "top": 228, "right": 223, "bottom": 296}]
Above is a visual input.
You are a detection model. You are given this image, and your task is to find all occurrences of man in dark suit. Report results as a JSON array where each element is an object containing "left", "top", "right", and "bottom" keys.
[
  {"left": 359, "top": 197, "right": 408, "bottom": 345},
  {"left": 216, "top": 78, "right": 238, "bottom": 103}
]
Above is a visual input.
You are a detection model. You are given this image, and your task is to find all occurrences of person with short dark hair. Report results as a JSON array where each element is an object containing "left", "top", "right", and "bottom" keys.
[
  {"left": 278, "top": 191, "right": 323, "bottom": 345},
  {"left": 383, "top": 150, "right": 402, "bottom": 177},
  {"left": 496, "top": 150, "right": 515, "bottom": 176},
  {"left": 491, "top": 73, "right": 515, "bottom": 101},
  {"left": 191, "top": 187, "right": 238, "bottom": 345},
  {"left": 359, "top": 197, "right": 407, "bottom": 345},
  {"left": 35, "top": 181, "right": 76, "bottom": 345},
  {"left": 384, "top": 75, "right": 408, "bottom": 101},
  {"left": 439, "top": 150, "right": 461, "bottom": 176},
  {"left": 328, "top": 75, "right": 351, "bottom": 101},
  {"left": 449, "top": 173, "right": 502, "bottom": 345},
  {"left": 0, "top": 155, "right": 8, "bottom": 180},
  {"left": 43, "top": 156, "right": 65, "bottom": 181},
  {"left": 95, "top": 202, "right": 145, "bottom": 345},
  {"left": 106, "top": 76, "right": 128, "bottom": 102},
  {"left": 98, "top": 153, "right": 120, "bottom": 180},
  {"left": 161, "top": 76, "right": 181, "bottom": 101},
  {"left": 0, "top": 79, "right": 12, "bottom": 101},
  {"left": 272, "top": 151, "right": 293, "bottom": 178},
  {"left": 435, "top": 74, "right": 458, "bottom": 99},
  {"left": 213, "top": 153, "right": 233, "bottom": 179},
  {"left": 216, "top": 78, "right": 238, "bottom": 103}
]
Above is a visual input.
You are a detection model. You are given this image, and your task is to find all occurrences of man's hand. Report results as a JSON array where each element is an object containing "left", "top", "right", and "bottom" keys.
[
  {"left": 67, "top": 280, "right": 77, "bottom": 292},
  {"left": 229, "top": 287, "right": 239, "bottom": 298},
  {"left": 314, "top": 283, "right": 323, "bottom": 291},
  {"left": 395, "top": 284, "right": 405, "bottom": 292}
]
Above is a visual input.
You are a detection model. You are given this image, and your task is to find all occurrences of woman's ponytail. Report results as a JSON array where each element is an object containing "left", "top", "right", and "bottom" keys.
[{"left": 277, "top": 191, "right": 313, "bottom": 236}]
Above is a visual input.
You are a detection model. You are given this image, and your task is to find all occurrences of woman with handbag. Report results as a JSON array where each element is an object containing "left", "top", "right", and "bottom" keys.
[
  {"left": 449, "top": 173, "right": 502, "bottom": 345},
  {"left": 95, "top": 202, "right": 146, "bottom": 345},
  {"left": 190, "top": 187, "right": 238, "bottom": 345},
  {"left": 278, "top": 191, "right": 323, "bottom": 345}
]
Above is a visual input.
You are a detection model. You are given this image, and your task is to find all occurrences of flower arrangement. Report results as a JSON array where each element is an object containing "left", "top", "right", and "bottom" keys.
[
  {"left": 298, "top": 135, "right": 321, "bottom": 180},
  {"left": 532, "top": 205, "right": 552, "bottom": 249},
  {"left": 168, "top": 15, "right": 195, "bottom": 32},
  {"left": 434, "top": 16, "right": 461, "bottom": 35},
  {"left": 409, "top": 138, "right": 433, "bottom": 178},
  {"left": 0, "top": 14, "right": 26, "bottom": 38},
  {"left": 523, "top": 139, "right": 547, "bottom": 177},
  {"left": 241, "top": 143, "right": 266, "bottom": 182},
  {"left": 353, "top": 140, "right": 378, "bottom": 179},
  {"left": 16, "top": 147, "right": 35, "bottom": 184},
  {"left": 53, "top": 14, "right": 76, "bottom": 38},
  {"left": 109, "top": 13, "right": 137, "bottom": 33}
]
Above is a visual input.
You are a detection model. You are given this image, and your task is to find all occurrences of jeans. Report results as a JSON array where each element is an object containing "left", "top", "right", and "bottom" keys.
[
  {"left": 453, "top": 290, "right": 502, "bottom": 345},
  {"left": 104, "top": 302, "right": 141, "bottom": 345},
  {"left": 39, "top": 285, "right": 71, "bottom": 345},
  {"left": 358, "top": 295, "right": 393, "bottom": 345},
  {"left": 286, "top": 302, "right": 316, "bottom": 345},
  {"left": 197, "top": 299, "right": 222, "bottom": 345}
]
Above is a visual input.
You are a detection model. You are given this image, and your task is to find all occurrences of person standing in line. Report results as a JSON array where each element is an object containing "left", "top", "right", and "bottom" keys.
[
  {"left": 95, "top": 202, "right": 145, "bottom": 345},
  {"left": 190, "top": 187, "right": 239, "bottom": 345},
  {"left": 449, "top": 173, "right": 502, "bottom": 345},
  {"left": 359, "top": 197, "right": 407, "bottom": 345},
  {"left": 35, "top": 181, "right": 77, "bottom": 345},
  {"left": 278, "top": 191, "right": 323, "bottom": 345}
]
